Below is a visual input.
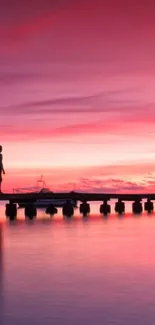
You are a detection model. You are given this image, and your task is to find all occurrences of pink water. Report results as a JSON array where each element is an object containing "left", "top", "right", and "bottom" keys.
[{"left": 1, "top": 203, "right": 155, "bottom": 324}]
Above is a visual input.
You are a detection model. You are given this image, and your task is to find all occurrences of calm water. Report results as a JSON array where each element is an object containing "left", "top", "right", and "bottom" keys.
[{"left": 1, "top": 203, "right": 155, "bottom": 325}]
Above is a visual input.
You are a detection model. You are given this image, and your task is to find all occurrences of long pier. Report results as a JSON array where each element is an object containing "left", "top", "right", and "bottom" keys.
[
  {"left": 1, "top": 191, "right": 155, "bottom": 202},
  {"left": 2, "top": 191, "right": 155, "bottom": 220}
]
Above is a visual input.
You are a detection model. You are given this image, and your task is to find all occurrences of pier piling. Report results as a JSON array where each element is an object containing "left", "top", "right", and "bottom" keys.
[
  {"left": 132, "top": 200, "right": 143, "bottom": 215},
  {"left": 46, "top": 204, "right": 58, "bottom": 216},
  {"left": 62, "top": 200, "right": 74, "bottom": 218},
  {"left": 5, "top": 202, "right": 17, "bottom": 221},
  {"left": 115, "top": 199, "right": 125, "bottom": 215},
  {"left": 100, "top": 200, "right": 111, "bottom": 216},
  {"left": 144, "top": 199, "right": 154, "bottom": 214},
  {"left": 79, "top": 201, "right": 90, "bottom": 217},
  {"left": 25, "top": 203, "right": 37, "bottom": 220}
]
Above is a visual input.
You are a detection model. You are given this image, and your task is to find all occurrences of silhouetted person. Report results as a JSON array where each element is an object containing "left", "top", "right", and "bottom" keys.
[{"left": 0, "top": 146, "right": 5, "bottom": 193}]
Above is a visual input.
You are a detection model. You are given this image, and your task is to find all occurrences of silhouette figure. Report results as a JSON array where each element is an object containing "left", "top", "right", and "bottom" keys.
[{"left": 0, "top": 146, "right": 5, "bottom": 193}]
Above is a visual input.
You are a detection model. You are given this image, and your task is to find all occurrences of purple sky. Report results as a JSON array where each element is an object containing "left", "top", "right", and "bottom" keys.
[{"left": 1, "top": 0, "right": 155, "bottom": 191}]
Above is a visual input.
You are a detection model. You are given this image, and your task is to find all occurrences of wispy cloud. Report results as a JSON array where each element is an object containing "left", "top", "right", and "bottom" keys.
[
  {"left": 5, "top": 162, "right": 155, "bottom": 191},
  {"left": 0, "top": 117, "right": 153, "bottom": 142},
  {"left": 44, "top": 177, "right": 155, "bottom": 193},
  {"left": 0, "top": 87, "right": 139, "bottom": 115}
]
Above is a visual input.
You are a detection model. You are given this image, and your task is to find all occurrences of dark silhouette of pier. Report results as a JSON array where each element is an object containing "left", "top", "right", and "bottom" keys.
[
  {"left": 1, "top": 191, "right": 155, "bottom": 219},
  {"left": 1, "top": 191, "right": 155, "bottom": 202}
]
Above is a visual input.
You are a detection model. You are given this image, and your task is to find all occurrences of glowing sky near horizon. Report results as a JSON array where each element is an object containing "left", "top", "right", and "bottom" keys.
[{"left": 1, "top": 0, "right": 155, "bottom": 191}]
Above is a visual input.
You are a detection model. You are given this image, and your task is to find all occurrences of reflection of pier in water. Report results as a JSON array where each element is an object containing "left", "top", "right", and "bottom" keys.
[{"left": 1, "top": 192, "right": 155, "bottom": 219}]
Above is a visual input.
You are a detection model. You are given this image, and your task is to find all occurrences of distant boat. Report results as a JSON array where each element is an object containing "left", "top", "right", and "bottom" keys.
[{"left": 13, "top": 176, "right": 77, "bottom": 209}]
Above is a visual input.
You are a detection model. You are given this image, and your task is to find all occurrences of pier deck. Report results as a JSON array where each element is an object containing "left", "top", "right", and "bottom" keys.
[{"left": 1, "top": 191, "right": 155, "bottom": 203}]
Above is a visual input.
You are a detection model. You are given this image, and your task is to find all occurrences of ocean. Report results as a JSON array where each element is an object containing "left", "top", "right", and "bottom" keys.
[{"left": 1, "top": 202, "right": 155, "bottom": 324}]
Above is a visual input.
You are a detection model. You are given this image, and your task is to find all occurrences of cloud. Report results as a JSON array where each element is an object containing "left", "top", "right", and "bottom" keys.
[
  {"left": 1, "top": 110, "right": 155, "bottom": 142},
  {"left": 0, "top": 87, "right": 138, "bottom": 114},
  {"left": 0, "top": 121, "right": 111, "bottom": 141},
  {"left": 47, "top": 177, "right": 155, "bottom": 193},
  {"left": 1, "top": 0, "right": 155, "bottom": 60},
  {"left": 1, "top": 0, "right": 85, "bottom": 43},
  {"left": 6, "top": 172, "right": 155, "bottom": 193},
  {"left": 5, "top": 162, "right": 155, "bottom": 192},
  {"left": 0, "top": 119, "right": 143, "bottom": 142}
]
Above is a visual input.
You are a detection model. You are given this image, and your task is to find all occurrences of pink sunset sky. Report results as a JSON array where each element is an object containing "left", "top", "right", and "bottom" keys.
[{"left": 1, "top": 0, "right": 155, "bottom": 192}]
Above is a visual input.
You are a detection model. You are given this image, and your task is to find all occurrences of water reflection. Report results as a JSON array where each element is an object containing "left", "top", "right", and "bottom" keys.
[{"left": 2, "top": 207, "right": 155, "bottom": 324}]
